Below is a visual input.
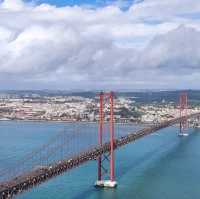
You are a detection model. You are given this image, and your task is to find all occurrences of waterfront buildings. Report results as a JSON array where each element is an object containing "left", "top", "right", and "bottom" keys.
[{"left": 0, "top": 94, "right": 199, "bottom": 123}]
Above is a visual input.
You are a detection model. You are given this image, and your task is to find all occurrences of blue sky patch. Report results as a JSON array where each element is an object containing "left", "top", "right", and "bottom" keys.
[{"left": 26, "top": 0, "right": 134, "bottom": 8}]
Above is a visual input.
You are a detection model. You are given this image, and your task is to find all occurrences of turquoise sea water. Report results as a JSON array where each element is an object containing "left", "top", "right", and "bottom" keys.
[{"left": 0, "top": 121, "right": 200, "bottom": 199}]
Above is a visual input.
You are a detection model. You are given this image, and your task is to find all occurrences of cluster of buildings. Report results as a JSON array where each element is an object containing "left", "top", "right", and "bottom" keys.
[
  {"left": 0, "top": 96, "right": 95, "bottom": 122},
  {"left": 0, "top": 95, "right": 199, "bottom": 123},
  {"left": 139, "top": 104, "right": 199, "bottom": 123}
]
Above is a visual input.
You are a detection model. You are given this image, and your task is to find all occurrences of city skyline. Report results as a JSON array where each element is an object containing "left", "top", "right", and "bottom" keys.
[{"left": 0, "top": 0, "right": 199, "bottom": 90}]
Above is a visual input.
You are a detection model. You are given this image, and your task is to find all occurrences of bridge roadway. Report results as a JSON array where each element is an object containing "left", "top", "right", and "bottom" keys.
[{"left": 0, "top": 112, "right": 200, "bottom": 199}]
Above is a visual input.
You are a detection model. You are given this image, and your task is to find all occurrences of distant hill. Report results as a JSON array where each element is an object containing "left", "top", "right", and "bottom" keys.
[{"left": 0, "top": 90, "right": 200, "bottom": 104}]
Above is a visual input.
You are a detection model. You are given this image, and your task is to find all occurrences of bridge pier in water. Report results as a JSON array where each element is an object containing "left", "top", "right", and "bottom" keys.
[
  {"left": 95, "top": 92, "right": 117, "bottom": 188},
  {"left": 179, "top": 92, "right": 189, "bottom": 137}
]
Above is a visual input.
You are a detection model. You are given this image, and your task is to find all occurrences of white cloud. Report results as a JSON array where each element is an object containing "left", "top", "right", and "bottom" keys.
[
  {"left": 130, "top": 0, "right": 200, "bottom": 20},
  {"left": 0, "top": 0, "right": 199, "bottom": 89},
  {"left": 1, "top": 0, "right": 26, "bottom": 10}
]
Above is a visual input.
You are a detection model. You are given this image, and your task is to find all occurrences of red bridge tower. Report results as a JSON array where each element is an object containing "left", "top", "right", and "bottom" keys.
[
  {"left": 179, "top": 92, "right": 188, "bottom": 136},
  {"left": 95, "top": 91, "right": 117, "bottom": 188}
]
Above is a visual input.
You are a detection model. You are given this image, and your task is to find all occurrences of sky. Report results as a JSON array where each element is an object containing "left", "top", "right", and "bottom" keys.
[
  {"left": 26, "top": 0, "right": 134, "bottom": 8},
  {"left": 0, "top": 0, "right": 200, "bottom": 90}
]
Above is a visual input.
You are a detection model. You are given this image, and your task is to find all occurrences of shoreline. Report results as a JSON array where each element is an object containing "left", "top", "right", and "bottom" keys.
[{"left": 0, "top": 118, "right": 145, "bottom": 125}]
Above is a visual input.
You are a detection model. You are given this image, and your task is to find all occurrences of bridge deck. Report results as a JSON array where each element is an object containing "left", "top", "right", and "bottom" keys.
[{"left": 0, "top": 113, "right": 200, "bottom": 199}]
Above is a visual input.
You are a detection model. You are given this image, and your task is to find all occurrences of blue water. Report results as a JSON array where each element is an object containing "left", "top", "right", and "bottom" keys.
[{"left": 0, "top": 121, "right": 200, "bottom": 199}]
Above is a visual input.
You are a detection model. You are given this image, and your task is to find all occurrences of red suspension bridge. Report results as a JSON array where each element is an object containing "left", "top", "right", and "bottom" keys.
[{"left": 0, "top": 92, "right": 200, "bottom": 199}]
